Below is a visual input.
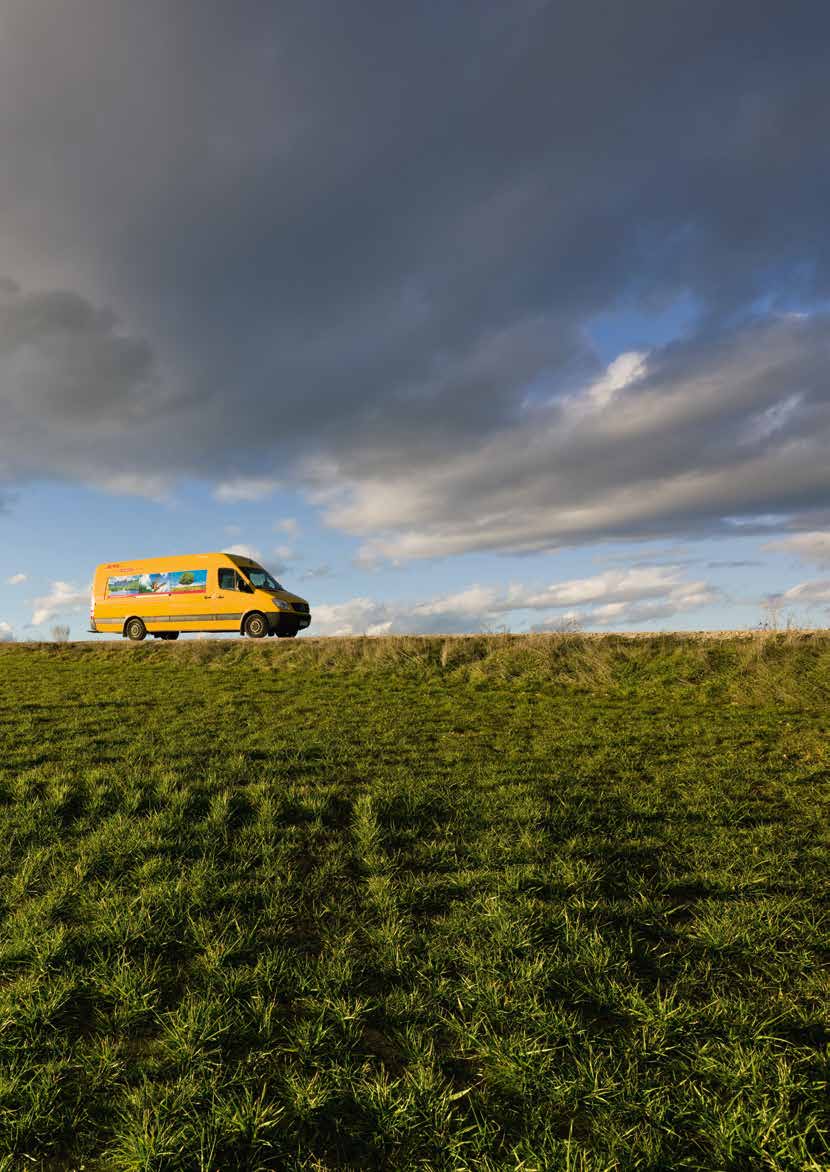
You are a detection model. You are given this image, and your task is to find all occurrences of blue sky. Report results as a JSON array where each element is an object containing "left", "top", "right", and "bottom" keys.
[{"left": 2, "top": 2, "right": 830, "bottom": 640}]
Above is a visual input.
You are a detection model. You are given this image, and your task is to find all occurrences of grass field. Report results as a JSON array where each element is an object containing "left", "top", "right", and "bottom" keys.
[{"left": 0, "top": 634, "right": 827, "bottom": 1170}]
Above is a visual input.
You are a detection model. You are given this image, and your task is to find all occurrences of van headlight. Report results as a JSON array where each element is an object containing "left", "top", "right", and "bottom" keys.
[{"left": 271, "top": 597, "right": 292, "bottom": 611}]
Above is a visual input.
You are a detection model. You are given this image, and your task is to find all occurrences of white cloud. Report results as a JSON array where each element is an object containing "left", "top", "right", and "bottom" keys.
[
  {"left": 0, "top": 621, "right": 14, "bottom": 642},
  {"left": 532, "top": 591, "right": 716, "bottom": 630},
  {"left": 516, "top": 566, "right": 707, "bottom": 609},
  {"left": 273, "top": 545, "right": 293, "bottom": 561},
  {"left": 764, "top": 531, "right": 830, "bottom": 567},
  {"left": 415, "top": 584, "right": 501, "bottom": 618},
  {"left": 313, "top": 598, "right": 394, "bottom": 637},
  {"left": 223, "top": 543, "right": 263, "bottom": 562},
  {"left": 311, "top": 565, "right": 718, "bottom": 635},
  {"left": 214, "top": 478, "right": 279, "bottom": 503},
  {"left": 31, "top": 581, "right": 89, "bottom": 626},
  {"left": 777, "top": 578, "right": 830, "bottom": 606},
  {"left": 5, "top": 572, "right": 26, "bottom": 585},
  {"left": 274, "top": 518, "right": 298, "bottom": 535},
  {"left": 581, "top": 350, "right": 648, "bottom": 411}
]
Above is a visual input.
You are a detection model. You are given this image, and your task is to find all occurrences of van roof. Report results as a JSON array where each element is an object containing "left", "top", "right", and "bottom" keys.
[
  {"left": 95, "top": 552, "right": 264, "bottom": 571},
  {"left": 224, "top": 552, "right": 261, "bottom": 567}
]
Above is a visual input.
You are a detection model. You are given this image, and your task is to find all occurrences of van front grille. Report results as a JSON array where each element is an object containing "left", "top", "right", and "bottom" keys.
[{"left": 291, "top": 602, "right": 309, "bottom": 614}]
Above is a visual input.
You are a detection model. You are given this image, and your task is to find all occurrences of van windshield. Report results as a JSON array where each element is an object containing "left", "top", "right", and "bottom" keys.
[{"left": 242, "top": 567, "right": 283, "bottom": 592}]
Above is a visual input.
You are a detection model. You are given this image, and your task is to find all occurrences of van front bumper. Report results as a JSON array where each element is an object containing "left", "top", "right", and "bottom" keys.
[{"left": 267, "top": 612, "right": 311, "bottom": 635}]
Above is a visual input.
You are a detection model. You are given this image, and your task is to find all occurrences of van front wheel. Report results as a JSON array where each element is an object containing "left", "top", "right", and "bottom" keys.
[
  {"left": 125, "top": 618, "right": 146, "bottom": 641},
  {"left": 244, "top": 612, "right": 268, "bottom": 639}
]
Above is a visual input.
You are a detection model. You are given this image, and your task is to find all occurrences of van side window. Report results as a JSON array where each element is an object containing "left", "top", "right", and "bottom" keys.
[{"left": 218, "top": 568, "right": 236, "bottom": 590}]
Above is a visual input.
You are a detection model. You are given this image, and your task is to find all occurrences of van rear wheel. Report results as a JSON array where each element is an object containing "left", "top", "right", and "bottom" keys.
[
  {"left": 126, "top": 618, "right": 146, "bottom": 641},
  {"left": 244, "top": 612, "right": 268, "bottom": 639}
]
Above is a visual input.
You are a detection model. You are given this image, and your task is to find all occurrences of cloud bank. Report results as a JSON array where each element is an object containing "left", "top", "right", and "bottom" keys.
[
  {"left": 1, "top": 2, "right": 829, "bottom": 560},
  {"left": 322, "top": 318, "right": 830, "bottom": 559},
  {"left": 312, "top": 565, "right": 718, "bottom": 636}
]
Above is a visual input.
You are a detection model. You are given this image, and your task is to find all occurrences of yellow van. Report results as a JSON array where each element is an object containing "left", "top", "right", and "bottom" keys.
[{"left": 89, "top": 552, "right": 311, "bottom": 640}]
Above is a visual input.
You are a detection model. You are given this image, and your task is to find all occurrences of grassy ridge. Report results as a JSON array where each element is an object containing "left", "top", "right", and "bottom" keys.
[{"left": 0, "top": 635, "right": 827, "bottom": 1170}]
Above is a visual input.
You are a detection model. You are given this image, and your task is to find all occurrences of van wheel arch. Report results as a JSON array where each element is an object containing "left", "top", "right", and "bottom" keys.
[
  {"left": 124, "top": 616, "right": 147, "bottom": 641},
  {"left": 242, "top": 611, "right": 268, "bottom": 638}
]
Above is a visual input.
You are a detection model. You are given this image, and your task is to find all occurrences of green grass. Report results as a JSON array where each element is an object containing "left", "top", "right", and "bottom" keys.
[{"left": 0, "top": 634, "right": 827, "bottom": 1170}]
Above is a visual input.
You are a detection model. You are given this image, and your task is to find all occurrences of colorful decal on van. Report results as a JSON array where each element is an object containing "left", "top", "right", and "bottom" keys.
[{"left": 106, "top": 569, "right": 208, "bottom": 597}]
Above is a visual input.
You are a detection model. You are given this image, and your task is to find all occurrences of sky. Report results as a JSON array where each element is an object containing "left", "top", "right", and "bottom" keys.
[{"left": 3, "top": 0, "right": 830, "bottom": 639}]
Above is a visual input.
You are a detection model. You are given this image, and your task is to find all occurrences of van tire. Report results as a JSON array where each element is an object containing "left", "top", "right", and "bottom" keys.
[
  {"left": 125, "top": 618, "right": 147, "bottom": 641},
  {"left": 244, "top": 612, "right": 268, "bottom": 639}
]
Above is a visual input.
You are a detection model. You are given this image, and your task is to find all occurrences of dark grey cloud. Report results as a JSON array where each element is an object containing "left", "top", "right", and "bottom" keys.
[
  {"left": 1, "top": 1, "right": 830, "bottom": 551},
  {"left": 0, "top": 281, "right": 171, "bottom": 491}
]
